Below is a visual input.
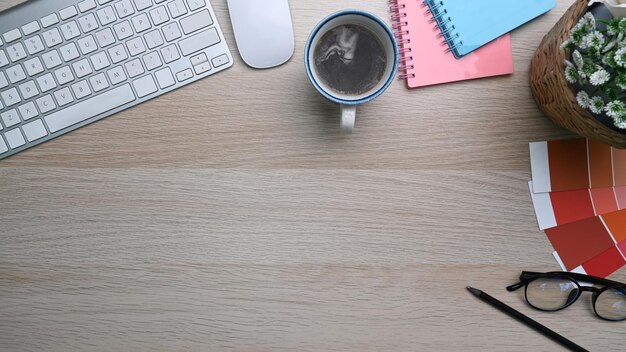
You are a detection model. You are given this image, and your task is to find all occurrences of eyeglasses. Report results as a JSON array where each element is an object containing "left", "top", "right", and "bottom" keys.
[{"left": 507, "top": 271, "right": 626, "bottom": 321}]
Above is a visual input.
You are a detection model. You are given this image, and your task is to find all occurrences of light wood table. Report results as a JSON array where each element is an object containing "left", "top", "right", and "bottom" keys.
[{"left": 1, "top": 0, "right": 623, "bottom": 351}]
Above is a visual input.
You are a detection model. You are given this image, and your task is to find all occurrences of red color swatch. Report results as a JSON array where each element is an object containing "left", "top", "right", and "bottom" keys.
[
  {"left": 614, "top": 148, "right": 626, "bottom": 187},
  {"left": 616, "top": 187, "right": 626, "bottom": 208},
  {"left": 590, "top": 188, "right": 619, "bottom": 215},
  {"left": 550, "top": 190, "right": 595, "bottom": 225},
  {"left": 545, "top": 217, "right": 615, "bottom": 270},
  {"left": 582, "top": 246, "right": 626, "bottom": 278}
]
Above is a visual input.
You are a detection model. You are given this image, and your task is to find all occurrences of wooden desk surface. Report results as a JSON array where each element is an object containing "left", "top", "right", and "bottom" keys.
[{"left": 1, "top": 0, "right": 623, "bottom": 351}]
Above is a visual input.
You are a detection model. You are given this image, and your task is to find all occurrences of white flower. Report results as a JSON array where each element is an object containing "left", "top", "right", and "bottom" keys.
[
  {"left": 560, "top": 39, "right": 571, "bottom": 49},
  {"left": 589, "top": 96, "right": 605, "bottom": 114},
  {"left": 606, "top": 100, "right": 626, "bottom": 119},
  {"left": 565, "top": 66, "right": 578, "bottom": 83},
  {"left": 573, "top": 50, "right": 584, "bottom": 69},
  {"left": 583, "top": 31, "right": 605, "bottom": 49},
  {"left": 577, "top": 91, "right": 591, "bottom": 109},
  {"left": 582, "top": 12, "right": 596, "bottom": 30},
  {"left": 614, "top": 117, "right": 626, "bottom": 129},
  {"left": 616, "top": 47, "right": 626, "bottom": 67},
  {"left": 590, "top": 68, "right": 610, "bottom": 85}
]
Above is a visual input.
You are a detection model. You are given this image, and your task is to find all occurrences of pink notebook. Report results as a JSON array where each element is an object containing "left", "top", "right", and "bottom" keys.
[{"left": 390, "top": 0, "right": 514, "bottom": 88}]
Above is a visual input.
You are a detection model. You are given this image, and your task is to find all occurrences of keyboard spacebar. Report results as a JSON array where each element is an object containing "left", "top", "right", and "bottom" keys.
[{"left": 45, "top": 84, "right": 136, "bottom": 133}]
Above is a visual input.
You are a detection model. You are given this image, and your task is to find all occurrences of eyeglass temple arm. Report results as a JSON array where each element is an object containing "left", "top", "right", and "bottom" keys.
[{"left": 506, "top": 271, "right": 624, "bottom": 292}]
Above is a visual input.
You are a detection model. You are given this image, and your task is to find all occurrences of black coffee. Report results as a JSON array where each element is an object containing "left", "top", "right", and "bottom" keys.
[{"left": 313, "top": 24, "right": 387, "bottom": 96}]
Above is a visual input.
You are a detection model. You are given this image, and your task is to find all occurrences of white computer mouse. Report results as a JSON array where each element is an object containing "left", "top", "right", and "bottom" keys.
[{"left": 227, "top": 0, "right": 295, "bottom": 69}]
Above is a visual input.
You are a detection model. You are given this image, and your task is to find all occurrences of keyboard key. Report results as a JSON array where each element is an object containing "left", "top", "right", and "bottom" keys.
[
  {"left": 144, "top": 30, "right": 164, "bottom": 49},
  {"left": 113, "top": 21, "right": 133, "bottom": 40},
  {"left": 0, "top": 50, "right": 9, "bottom": 67},
  {"left": 187, "top": 0, "right": 205, "bottom": 11},
  {"left": 131, "top": 13, "right": 151, "bottom": 33},
  {"left": 90, "top": 52, "right": 110, "bottom": 71},
  {"left": 25, "top": 35, "right": 45, "bottom": 55},
  {"left": 78, "top": 14, "right": 99, "bottom": 33},
  {"left": 73, "top": 58, "right": 93, "bottom": 78},
  {"left": 133, "top": 74, "right": 157, "bottom": 97},
  {"left": 36, "top": 73, "right": 57, "bottom": 92},
  {"left": 18, "top": 80, "right": 39, "bottom": 100},
  {"left": 134, "top": 0, "right": 153, "bottom": 11},
  {"left": 41, "top": 13, "right": 60, "bottom": 28},
  {"left": 168, "top": 0, "right": 188, "bottom": 18},
  {"left": 78, "top": 0, "right": 97, "bottom": 12},
  {"left": 155, "top": 67, "right": 175, "bottom": 88},
  {"left": 176, "top": 68, "right": 192, "bottom": 81},
  {"left": 108, "top": 44, "right": 129, "bottom": 63},
  {"left": 60, "top": 6, "right": 79, "bottom": 20},
  {"left": 1, "top": 109, "right": 21, "bottom": 127},
  {"left": 125, "top": 58, "right": 144, "bottom": 77},
  {"left": 142, "top": 51, "right": 162, "bottom": 70},
  {"left": 160, "top": 44, "right": 179, "bottom": 63},
  {"left": 0, "top": 72, "right": 8, "bottom": 88},
  {"left": 95, "top": 28, "right": 116, "bottom": 48},
  {"left": 98, "top": 0, "right": 114, "bottom": 4},
  {"left": 42, "top": 50, "right": 62, "bottom": 69},
  {"left": 4, "top": 128, "right": 25, "bottom": 149},
  {"left": 162, "top": 22, "right": 182, "bottom": 42},
  {"left": 45, "top": 84, "right": 136, "bottom": 133},
  {"left": 6, "top": 64, "right": 26, "bottom": 84},
  {"left": 212, "top": 53, "right": 229, "bottom": 68},
  {"left": 72, "top": 80, "right": 92, "bottom": 99},
  {"left": 77, "top": 35, "right": 98, "bottom": 55},
  {"left": 22, "top": 119, "right": 48, "bottom": 142},
  {"left": 97, "top": 6, "right": 117, "bottom": 26},
  {"left": 42, "top": 28, "right": 63, "bottom": 47},
  {"left": 193, "top": 60, "right": 210, "bottom": 74},
  {"left": 178, "top": 27, "right": 220, "bottom": 56},
  {"left": 149, "top": 6, "right": 169, "bottom": 26},
  {"left": 107, "top": 66, "right": 127, "bottom": 85},
  {"left": 61, "top": 21, "right": 81, "bottom": 40},
  {"left": 180, "top": 10, "right": 212, "bottom": 35},
  {"left": 22, "top": 21, "right": 41, "bottom": 36},
  {"left": 115, "top": 0, "right": 135, "bottom": 18},
  {"left": 60, "top": 42, "right": 80, "bottom": 62},
  {"left": 1, "top": 87, "right": 21, "bottom": 106},
  {"left": 24, "top": 57, "right": 44, "bottom": 76},
  {"left": 7, "top": 43, "right": 27, "bottom": 62},
  {"left": 36, "top": 94, "right": 56, "bottom": 113},
  {"left": 54, "top": 66, "right": 75, "bottom": 85},
  {"left": 0, "top": 137, "right": 8, "bottom": 154},
  {"left": 3, "top": 29, "right": 21, "bottom": 43},
  {"left": 18, "top": 102, "right": 39, "bottom": 120},
  {"left": 127, "top": 37, "right": 146, "bottom": 56},
  {"left": 54, "top": 87, "right": 75, "bottom": 106}
]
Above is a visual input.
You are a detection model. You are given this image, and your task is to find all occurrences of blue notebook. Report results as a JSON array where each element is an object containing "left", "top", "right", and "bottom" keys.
[{"left": 425, "top": 0, "right": 556, "bottom": 59}]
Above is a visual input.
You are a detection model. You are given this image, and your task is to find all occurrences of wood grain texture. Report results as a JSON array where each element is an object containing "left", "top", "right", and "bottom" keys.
[{"left": 0, "top": 1, "right": 623, "bottom": 351}]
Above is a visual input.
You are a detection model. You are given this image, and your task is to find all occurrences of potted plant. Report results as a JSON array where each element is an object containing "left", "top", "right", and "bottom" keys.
[{"left": 530, "top": 0, "right": 626, "bottom": 147}]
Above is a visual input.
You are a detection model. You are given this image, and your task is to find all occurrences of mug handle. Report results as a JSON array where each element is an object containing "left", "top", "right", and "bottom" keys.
[{"left": 340, "top": 104, "right": 357, "bottom": 134}]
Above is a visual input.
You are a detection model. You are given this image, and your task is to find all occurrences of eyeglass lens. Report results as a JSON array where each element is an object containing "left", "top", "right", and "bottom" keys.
[
  {"left": 526, "top": 277, "right": 579, "bottom": 311},
  {"left": 595, "top": 287, "right": 626, "bottom": 321}
]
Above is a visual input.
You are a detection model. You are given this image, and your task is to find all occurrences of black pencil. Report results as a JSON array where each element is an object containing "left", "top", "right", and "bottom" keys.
[{"left": 466, "top": 286, "right": 589, "bottom": 352}]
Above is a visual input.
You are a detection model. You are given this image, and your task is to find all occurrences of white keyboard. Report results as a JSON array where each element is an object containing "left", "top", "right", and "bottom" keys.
[{"left": 0, "top": 0, "right": 233, "bottom": 160}]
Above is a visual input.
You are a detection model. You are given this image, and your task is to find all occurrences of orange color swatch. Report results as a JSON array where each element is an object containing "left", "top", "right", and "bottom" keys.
[
  {"left": 614, "top": 148, "right": 626, "bottom": 187},
  {"left": 588, "top": 139, "right": 613, "bottom": 188},
  {"left": 601, "top": 210, "right": 626, "bottom": 243}
]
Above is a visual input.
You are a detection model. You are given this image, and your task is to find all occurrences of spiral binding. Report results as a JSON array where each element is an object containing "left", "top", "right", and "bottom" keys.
[
  {"left": 422, "top": 0, "right": 464, "bottom": 56},
  {"left": 389, "top": 0, "right": 414, "bottom": 79}
]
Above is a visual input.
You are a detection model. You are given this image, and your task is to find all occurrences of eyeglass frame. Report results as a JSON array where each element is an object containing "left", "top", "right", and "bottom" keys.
[{"left": 507, "top": 271, "right": 626, "bottom": 322}]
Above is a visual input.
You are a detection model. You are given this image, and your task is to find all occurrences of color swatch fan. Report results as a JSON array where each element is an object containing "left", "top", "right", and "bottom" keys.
[{"left": 529, "top": 138, "right": 626, "bottom": 278}]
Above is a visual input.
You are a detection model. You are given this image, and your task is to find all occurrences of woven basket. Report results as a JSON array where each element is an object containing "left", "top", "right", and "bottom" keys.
[{"left": 530, "top": 0, "right": 626, "bottom": 148}]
